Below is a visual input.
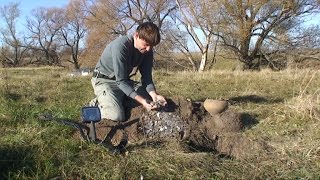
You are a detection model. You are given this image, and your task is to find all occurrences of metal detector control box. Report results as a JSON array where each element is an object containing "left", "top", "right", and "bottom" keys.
[
  {"left": 81, "top": 106, "right": 101, "bottom": 141},
  {"left": 82, "top": 106, "right": 101, "bottom": 123}
]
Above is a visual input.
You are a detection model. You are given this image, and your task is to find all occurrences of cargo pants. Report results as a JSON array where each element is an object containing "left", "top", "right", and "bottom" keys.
[{"left": 90, "top": 77, "right": 149, "bottom": 121}]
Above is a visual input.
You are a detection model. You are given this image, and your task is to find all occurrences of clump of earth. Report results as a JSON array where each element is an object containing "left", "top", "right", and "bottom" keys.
[{"left": 77, "top": 96, "right": 271, "bottom": 159}]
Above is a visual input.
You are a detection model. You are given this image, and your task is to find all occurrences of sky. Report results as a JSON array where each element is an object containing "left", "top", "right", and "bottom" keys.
[
  {"left": 0, "top": 0, "right": 69, "bottom": 16},
  {"left": 303, "top": 13, "right": 320, "bottom": 26},
  {"left": 0, "top": 0, "right": 69, "bottom": 24},
  {"left": 0, "top": 0, "right": 70, "bottom": 34}
]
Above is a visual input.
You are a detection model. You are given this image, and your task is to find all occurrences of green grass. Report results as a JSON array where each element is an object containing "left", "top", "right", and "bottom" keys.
[{"left": 0, "top": 67, "right": 319, "bottom": 179}]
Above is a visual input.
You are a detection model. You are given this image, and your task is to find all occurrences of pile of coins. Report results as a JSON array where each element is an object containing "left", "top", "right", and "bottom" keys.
[{"left": 139, "top": 110, "right": 187, "bottom": 140}]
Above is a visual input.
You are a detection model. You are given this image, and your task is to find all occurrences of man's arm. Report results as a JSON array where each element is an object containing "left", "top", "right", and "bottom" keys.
[
  {"left": 111, "top": 39, "right": 138, "bottom": 98},
  {"left": 139, "top": 51, "right": 167, "bottom": 106},
  {"left": 139, "top": 51, "right": 156, "bottom": 93}
]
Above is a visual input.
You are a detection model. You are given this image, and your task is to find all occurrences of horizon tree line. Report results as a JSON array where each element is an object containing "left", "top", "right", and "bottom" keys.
[{"left": 0, "top": 0, "right": 319, "bottom": 71}]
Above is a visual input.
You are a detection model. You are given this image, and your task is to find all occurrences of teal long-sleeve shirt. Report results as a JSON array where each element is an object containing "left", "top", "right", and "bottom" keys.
[{"left": 95, "top": 35, "right": 156, "bottom": 99}]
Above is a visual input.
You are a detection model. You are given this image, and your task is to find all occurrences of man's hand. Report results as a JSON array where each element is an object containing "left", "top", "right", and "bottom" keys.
[
  {"left": 142, "top": 99, "right": 158, "bottom": 111},
  {"left": 153, "top": 95, "right": 167, "bottom": 106},
  {"left": 135, "top": 95, "right": 158, "bottom": 111},
  {"left": 135, "top": 92, "right": 167, "bottom": 111},
  {"left": 149, "top": 91, "right": 167, "bottom": 106}
]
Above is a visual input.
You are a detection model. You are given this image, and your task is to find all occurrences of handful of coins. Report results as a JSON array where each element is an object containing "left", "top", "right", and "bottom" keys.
[
  {"left": 150, "top": 100, "right": 164, "bottom": 109},
  {"left": 148, "top": 100, "right": 167, "bottom": 111}
]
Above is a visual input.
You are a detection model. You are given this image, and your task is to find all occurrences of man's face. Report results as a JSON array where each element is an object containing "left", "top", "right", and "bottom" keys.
[{"left": 134, "top": 33, "right": 152, "bottom": 53}]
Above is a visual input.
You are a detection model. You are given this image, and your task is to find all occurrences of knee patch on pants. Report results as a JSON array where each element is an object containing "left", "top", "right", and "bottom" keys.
[{"left": 99, "top": 104, "right": 125, "bottom": 121}]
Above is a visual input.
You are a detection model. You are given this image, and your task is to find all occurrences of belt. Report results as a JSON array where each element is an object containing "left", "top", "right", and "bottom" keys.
[{"left": 92, "top": 72, "right": 116, "bottom": 80}]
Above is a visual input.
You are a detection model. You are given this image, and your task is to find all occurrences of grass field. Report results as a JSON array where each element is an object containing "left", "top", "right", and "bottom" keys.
[{"left": 0, "top": 66, "right": 319, "bottom": 179}]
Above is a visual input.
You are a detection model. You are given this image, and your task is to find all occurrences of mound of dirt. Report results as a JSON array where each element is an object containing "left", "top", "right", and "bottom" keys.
[{"left": 75, "top": 96, "right": 271, "bottom": 159}]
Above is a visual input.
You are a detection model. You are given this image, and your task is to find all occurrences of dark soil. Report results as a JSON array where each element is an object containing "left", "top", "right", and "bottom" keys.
[{"left": 75, "top": 96, "right": 272, "bottom": 159}]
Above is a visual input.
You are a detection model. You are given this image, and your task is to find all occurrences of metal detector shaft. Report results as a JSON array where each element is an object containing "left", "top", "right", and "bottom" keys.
[{"left": 89, "top": 121, "right": 97, "bottom": 141}]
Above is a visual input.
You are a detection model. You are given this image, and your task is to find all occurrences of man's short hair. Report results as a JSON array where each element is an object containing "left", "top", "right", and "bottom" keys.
[{"left": 136, "top": 22, "right": 160, "bottom": 46}]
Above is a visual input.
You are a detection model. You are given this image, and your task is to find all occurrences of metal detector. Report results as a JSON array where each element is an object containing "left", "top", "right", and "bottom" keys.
[
  {"left": 81, "top": 106, "right": 101, "bottom": 141},
  {"left": 81, "top": 106, "right": 128, "bottom": 154},
  {"left": 38, "top": 106, "right": 128, "bottom": 155}
]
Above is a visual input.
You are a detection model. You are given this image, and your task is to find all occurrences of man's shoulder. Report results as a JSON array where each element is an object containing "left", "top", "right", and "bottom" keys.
[
  {"left": 112, "top": 35, "right": 132, "bottom": 47},
  {"left": 108, "top": 35, "right": 133, "bottom": 55}
]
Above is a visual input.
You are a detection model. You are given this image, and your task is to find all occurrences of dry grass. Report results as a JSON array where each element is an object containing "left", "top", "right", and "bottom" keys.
[{"left": 1, "top": 67, "right": 320, "bottom": 179}]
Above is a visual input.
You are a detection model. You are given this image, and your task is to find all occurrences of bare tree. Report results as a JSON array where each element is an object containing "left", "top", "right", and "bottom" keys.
[
  {"left": 173, "top": 0, "right": 219, "bottom": 72},
  {"left": 82, "top": 0, "right": 176, "bottom": 66},
  {"left": 85, "top": 0, "right": 176, "bottom": 33},
  {"left": 117, "top": 0, "right": 178, "bottom": 63},
  {"left": 215, "top": 0, "right": 320, "bottom": 70},
  {"left": 118, "top": 0, "right": 176, "bottom": 28},
  {"left": 79, "top": 0, "right": 120, "bottom": 65},
  {"left": 60, "top": 0, "right": 87, "bottom": 69},
  {"left": 25, "top": 7, "right": 64, "bottom": 66},
  {"left": 283, "top": 24, "right": 320, "bottom": 67},
  {"left": 0, "top": 2, "right": 29, "bottom": 67}
]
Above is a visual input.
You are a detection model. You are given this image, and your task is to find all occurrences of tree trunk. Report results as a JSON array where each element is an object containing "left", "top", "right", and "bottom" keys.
[{"left": 198, "top": 50, "right": 207, "bottom": 72}]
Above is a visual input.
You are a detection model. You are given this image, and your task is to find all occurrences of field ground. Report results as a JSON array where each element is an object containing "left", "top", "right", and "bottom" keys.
[{"left": 0, "top": 66, "right": 319, "bottom": 179}]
